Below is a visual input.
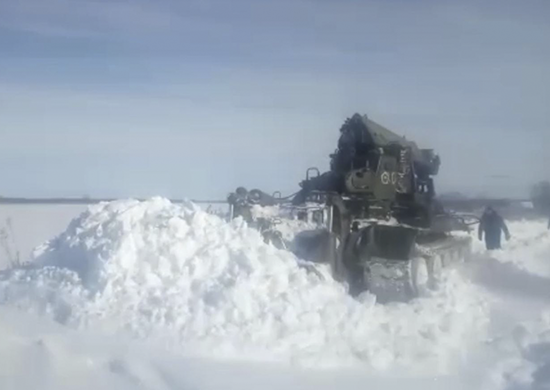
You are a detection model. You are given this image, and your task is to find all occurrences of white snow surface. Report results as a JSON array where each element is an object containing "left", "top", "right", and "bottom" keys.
[
  {"left": 0, "top": 305, "right": 476, "bottom": 390},
  {"left": 480, "top": 309, "right": 550, "bottom": 390},
  {"left": 465, "top": 219, "right": 550, "bottom": 390},
  {"left": 491, "top": 220, "right": 550, "bottom": 278},
  {"left": 1, "top": 198, "right": 550, "bottom": 389},
  {"left": 0, "top": 198, "right": 487, "bottom": 373}
]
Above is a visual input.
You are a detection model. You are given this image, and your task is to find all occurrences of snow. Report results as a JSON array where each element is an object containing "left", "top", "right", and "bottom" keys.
[
  {"left": 250, "top": 204, "right": 321, "bottom": 242},
  {"left": 465, "top": 219, "right": 550, "bottom": 389},
  {"left": 479, "top": 310, "right": 550, "bottom": 390},
  {"left": 0, "top": 198, "right": 548, "bottom": 389},
  {"left": 0, "top": 198, "right": 486, "bottom": 369},
  {"left": 0, "top": 305, "right": 476, "bottom": 390},
  {"left": 490, "top": 220, "right": 550, "bottom": 278}
]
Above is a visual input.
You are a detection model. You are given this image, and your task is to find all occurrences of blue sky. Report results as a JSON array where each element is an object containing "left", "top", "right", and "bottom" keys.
[{"left": 0, "top": 0, "right": 549, "bottom": 199}]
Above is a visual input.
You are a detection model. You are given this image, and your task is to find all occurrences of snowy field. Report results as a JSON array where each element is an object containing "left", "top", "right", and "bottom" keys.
[
  {"left": 0, "top": 199, "right": 549, "bottom": 390},
  {"left": 0, "top": 204, "right": 87, "bottom": 270}
]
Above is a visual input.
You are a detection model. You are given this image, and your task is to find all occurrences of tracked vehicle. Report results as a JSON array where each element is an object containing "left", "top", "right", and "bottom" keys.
[{"left": 228, "top": 114, "right": 474, "bottom": 300}]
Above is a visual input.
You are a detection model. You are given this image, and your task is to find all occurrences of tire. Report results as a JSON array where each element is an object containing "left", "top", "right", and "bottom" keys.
[
  {"left": 460, "top": 244, "right": 472, "bottom": 262},
  {"left": 440, "top": 252, "right": 451, "bottom": 267},
  {"left": 410, "top": 257, "right": 430, "bottom": 297},
  {"left": 428, "top": 255, "right": 443, "bottom": 289}
]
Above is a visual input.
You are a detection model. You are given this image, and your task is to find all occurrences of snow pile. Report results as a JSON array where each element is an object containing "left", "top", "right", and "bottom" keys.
[
  {"left": 0, "top": 198, "right": 488, "bottom": 371},
  {"left": 486, "top": 311, "right": 550, "bottom": 390}
]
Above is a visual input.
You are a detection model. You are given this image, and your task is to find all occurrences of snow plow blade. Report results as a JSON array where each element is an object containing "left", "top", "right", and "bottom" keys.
[{"left": 358, "top": 225, "right": 418, "bottom": 261}]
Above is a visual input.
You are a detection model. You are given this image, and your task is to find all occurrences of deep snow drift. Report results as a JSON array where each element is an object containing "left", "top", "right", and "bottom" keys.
[
  {"left": 0, "top": 198, "right": 487, "bottom": 373},
  {"left": 1, "top": 198, "right": 550, "bottom": 390}
]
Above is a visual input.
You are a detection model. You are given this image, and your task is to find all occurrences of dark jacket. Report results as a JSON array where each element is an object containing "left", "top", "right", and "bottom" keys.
[{"left": 479, "top": 209, "right": 510, "bottom": 249}]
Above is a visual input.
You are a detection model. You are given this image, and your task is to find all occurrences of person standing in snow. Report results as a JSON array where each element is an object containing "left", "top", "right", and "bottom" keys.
[{"left": 478, "top": 206, "right": 511, "bottom": 250}]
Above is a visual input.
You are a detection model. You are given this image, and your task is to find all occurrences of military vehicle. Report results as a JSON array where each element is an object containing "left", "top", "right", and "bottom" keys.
[{"left": 228, "top": 114, "right": 474, "bottom": 300}]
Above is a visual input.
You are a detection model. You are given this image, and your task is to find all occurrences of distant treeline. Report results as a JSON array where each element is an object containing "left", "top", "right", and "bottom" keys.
[
  {"left": 0, "top": 197, "right": 115, "bottom": 205},
  {"left": 0, "top": 197, "right": 227, "bottom": 205},
  {"left": 439, "top": 197, "right": 530, "bottom": 210}
]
